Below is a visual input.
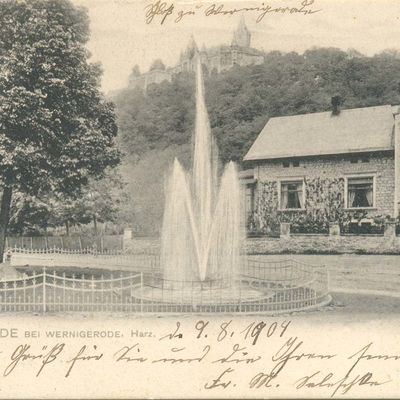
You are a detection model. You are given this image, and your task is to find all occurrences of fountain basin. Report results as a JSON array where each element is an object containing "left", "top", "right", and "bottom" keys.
[{"left": 131, "top": 280, "right": 274, "bottom": 305}]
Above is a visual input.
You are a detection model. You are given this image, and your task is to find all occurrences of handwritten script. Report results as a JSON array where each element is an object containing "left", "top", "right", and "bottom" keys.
[
  {"left": 144, "top": 0, "right": 321, "bottom": 25},
  {"left": 0, "top": 319, "right": 397, "bottom": 397}
]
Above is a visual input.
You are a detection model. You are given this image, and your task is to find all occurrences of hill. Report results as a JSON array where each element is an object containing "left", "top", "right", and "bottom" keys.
[{"left": 114, "top": 47, "right": 400, "bottom": 235}]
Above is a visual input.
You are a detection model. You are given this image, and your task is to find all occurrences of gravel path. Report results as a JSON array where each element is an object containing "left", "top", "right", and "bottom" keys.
[{"left": 250, "top": 254, "right": 400, "bottom": 293}]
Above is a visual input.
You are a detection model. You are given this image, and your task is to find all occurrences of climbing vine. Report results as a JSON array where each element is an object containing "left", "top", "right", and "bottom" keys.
[
  {"left": 252, "top": 177, "right": 346, "bottom": 234},
  {"left": 250, "top": 177, "right": 392, "bottom": 235}
]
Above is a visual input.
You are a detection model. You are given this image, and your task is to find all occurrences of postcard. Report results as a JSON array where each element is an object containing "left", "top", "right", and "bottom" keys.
[{"left": 0, "top": 0, "right": 400, "bottom": 398}]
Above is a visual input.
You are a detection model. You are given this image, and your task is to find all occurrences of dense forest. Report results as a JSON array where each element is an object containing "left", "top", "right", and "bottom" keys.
[{"left": 115, "top": 47, "right": 400, "bottom": 235}]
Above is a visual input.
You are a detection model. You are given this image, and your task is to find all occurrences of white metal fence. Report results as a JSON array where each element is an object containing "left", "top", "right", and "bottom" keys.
[
  {"left": 9, "top": 246, "right": 159, "bottom": 273},
  {"left": 6, "top": 235, "right": 124, "bottom": 251},
  {"left": 0, "top": 268, "right": 143, "bottom": 313},
  {"left": 2, "top": 248, "right": 330, "bottom": 314}
]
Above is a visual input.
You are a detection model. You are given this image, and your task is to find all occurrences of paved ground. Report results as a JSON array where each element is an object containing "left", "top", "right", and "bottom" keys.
[
  {"left": 12, "top": 253, "right": 400, "bottom": 293},
  {"left": 250, "top": 254, "right": 400, "bottom": 293}
]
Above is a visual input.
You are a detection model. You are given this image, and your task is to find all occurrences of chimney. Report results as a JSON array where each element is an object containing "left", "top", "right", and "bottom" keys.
[{"left": 331, "top": 95, "right": 341, "bottom": 116}]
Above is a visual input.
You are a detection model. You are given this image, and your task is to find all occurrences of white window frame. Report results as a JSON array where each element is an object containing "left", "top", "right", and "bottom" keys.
[
  {"left": 344, "top": 173, "right": 376, "bottom": 210},
  {"left": 245, "top": 182, "right": 256, "bottom": 218},
  {"left": 278, "top": 177, "right": 306, "bottom": 211}
]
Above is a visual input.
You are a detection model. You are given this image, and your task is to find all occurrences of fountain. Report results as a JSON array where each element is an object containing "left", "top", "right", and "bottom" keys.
[
  {"left": 131, "top": 55, "right": 269, "bottom": 306},
  {"left": 130, "top": 53, "right": 330, "bottom": 312},
  {"left": 161, "top": 56, "right": 242, "bottom": 288}
]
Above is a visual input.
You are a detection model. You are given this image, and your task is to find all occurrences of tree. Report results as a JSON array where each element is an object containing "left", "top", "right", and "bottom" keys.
[
  {"left": 0, "top": 0, "right": 120, "bottom": 261},
  {"left": 8, "top": 191, "right": 54, "bottom": 235},
  {"left": 7, "top": 167, "right": 125, "bottom": 237},
  {"left": 71, "top": 169, "right": 125, "bottom": 235}
]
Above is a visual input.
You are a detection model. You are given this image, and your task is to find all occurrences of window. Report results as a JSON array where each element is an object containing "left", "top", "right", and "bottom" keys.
[
  {"left": 280, "top": 180, "right": 304, "bottom": 210},
  {"left": 245, "top": 183, "right": 256, "bottom": 221},
  {"left": 283, "top": 161, "right": 290, "bottom": 168},
  {"left": 292, "top": 160, "right": 300, "bottom": 167},
  {"left": 346, "top": 176, "right": 374, "bottom": 208}
]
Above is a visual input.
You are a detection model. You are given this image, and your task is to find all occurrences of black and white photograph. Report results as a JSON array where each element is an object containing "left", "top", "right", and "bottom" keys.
[{"left": 0, "top": 0, "right": 400, "bottom": 398}]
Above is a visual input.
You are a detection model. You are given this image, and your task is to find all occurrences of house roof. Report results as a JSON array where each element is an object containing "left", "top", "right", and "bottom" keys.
[{"left": 244, "top": 104, "right": 397, "bottom": 161}]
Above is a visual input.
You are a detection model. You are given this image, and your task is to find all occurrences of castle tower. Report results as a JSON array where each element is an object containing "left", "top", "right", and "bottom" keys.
[
  {"left": 185, "top": 35, "right": 198, "bottom": 59},
  {"left": 231, "top": 15, "right": 251, "bottom": 47},
  {"left": 180, "top": 35, "right": 199, "bottom": 73}
]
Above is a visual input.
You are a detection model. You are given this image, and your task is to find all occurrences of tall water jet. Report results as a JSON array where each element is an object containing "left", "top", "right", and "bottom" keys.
[
  {"left": 160, "top": 52, "right": 242, "bottom": 288},
  {"left": 192, "top": 55, "right": 219, "bottom": 281}
]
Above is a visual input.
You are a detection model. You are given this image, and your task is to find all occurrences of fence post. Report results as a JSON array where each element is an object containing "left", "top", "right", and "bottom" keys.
[{"left": 42, "top": 267, "right": 46, "bottom": 314}]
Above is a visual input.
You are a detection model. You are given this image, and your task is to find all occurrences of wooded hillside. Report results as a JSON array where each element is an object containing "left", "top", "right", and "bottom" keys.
[{"left": 116, "top": 48, "right": 400, "bottom": 235}]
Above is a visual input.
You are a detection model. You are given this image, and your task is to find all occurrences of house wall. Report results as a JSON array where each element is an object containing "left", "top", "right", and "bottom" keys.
[{"left": 254, "top": 151, "right": 395, "bottom": 218}]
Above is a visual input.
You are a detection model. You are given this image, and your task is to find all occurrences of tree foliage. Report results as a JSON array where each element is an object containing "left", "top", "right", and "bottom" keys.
[
  {"left": 0, "top": 0, "right": 120, "bottom": 259},
  {"left": 8, "top": 170, "right": 125, "bottom": 236}
]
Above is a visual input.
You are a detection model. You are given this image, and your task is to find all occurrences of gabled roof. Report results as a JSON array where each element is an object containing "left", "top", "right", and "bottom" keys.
[{"left": 244, "top": 104, "right": 397, "bottom": 161}]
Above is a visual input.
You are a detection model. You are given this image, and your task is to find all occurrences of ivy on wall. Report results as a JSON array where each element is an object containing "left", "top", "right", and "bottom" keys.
[
  {"left": 253, "top": 181, "right": 279, "bottom": 234},
  {"left": 251, "top": 177, "right": 394, "bottom": 235},
  {"left": 252, "top": 177, "right": 346, "bottom": 234}
]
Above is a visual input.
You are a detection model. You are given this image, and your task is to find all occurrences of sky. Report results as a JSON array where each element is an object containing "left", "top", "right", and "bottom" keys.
[{"left": 71, "top": 0, "right": 400, "bottom": 93}]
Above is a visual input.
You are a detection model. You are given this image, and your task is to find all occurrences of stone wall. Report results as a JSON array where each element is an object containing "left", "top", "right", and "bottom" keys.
[
  {"left": 254, "top": 151, "right": 395, "bottom": 217},
  {"left": 124, "top": 235, "right": 400, "bottom": 255},
  {"left": 245, "top": 235, "right": 400, "bottom": 255}
]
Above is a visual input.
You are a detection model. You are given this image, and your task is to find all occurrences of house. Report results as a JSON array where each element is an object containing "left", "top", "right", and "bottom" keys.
[{"left": 242, "top": 100, "right": 400, "bottom": 234}]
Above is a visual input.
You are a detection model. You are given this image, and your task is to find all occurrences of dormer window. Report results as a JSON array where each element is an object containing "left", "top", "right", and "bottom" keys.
[
  {"left": 282, "top": 160, "right": 300, "bottom": 168},
  {"left": 349, "top": 155, "right": 370, "bottom": 164}
]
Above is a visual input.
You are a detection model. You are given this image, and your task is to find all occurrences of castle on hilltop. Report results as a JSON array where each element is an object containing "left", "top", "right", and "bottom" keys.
[{"left": 129, "top": 17, "right": 264, "bottom": 91}]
